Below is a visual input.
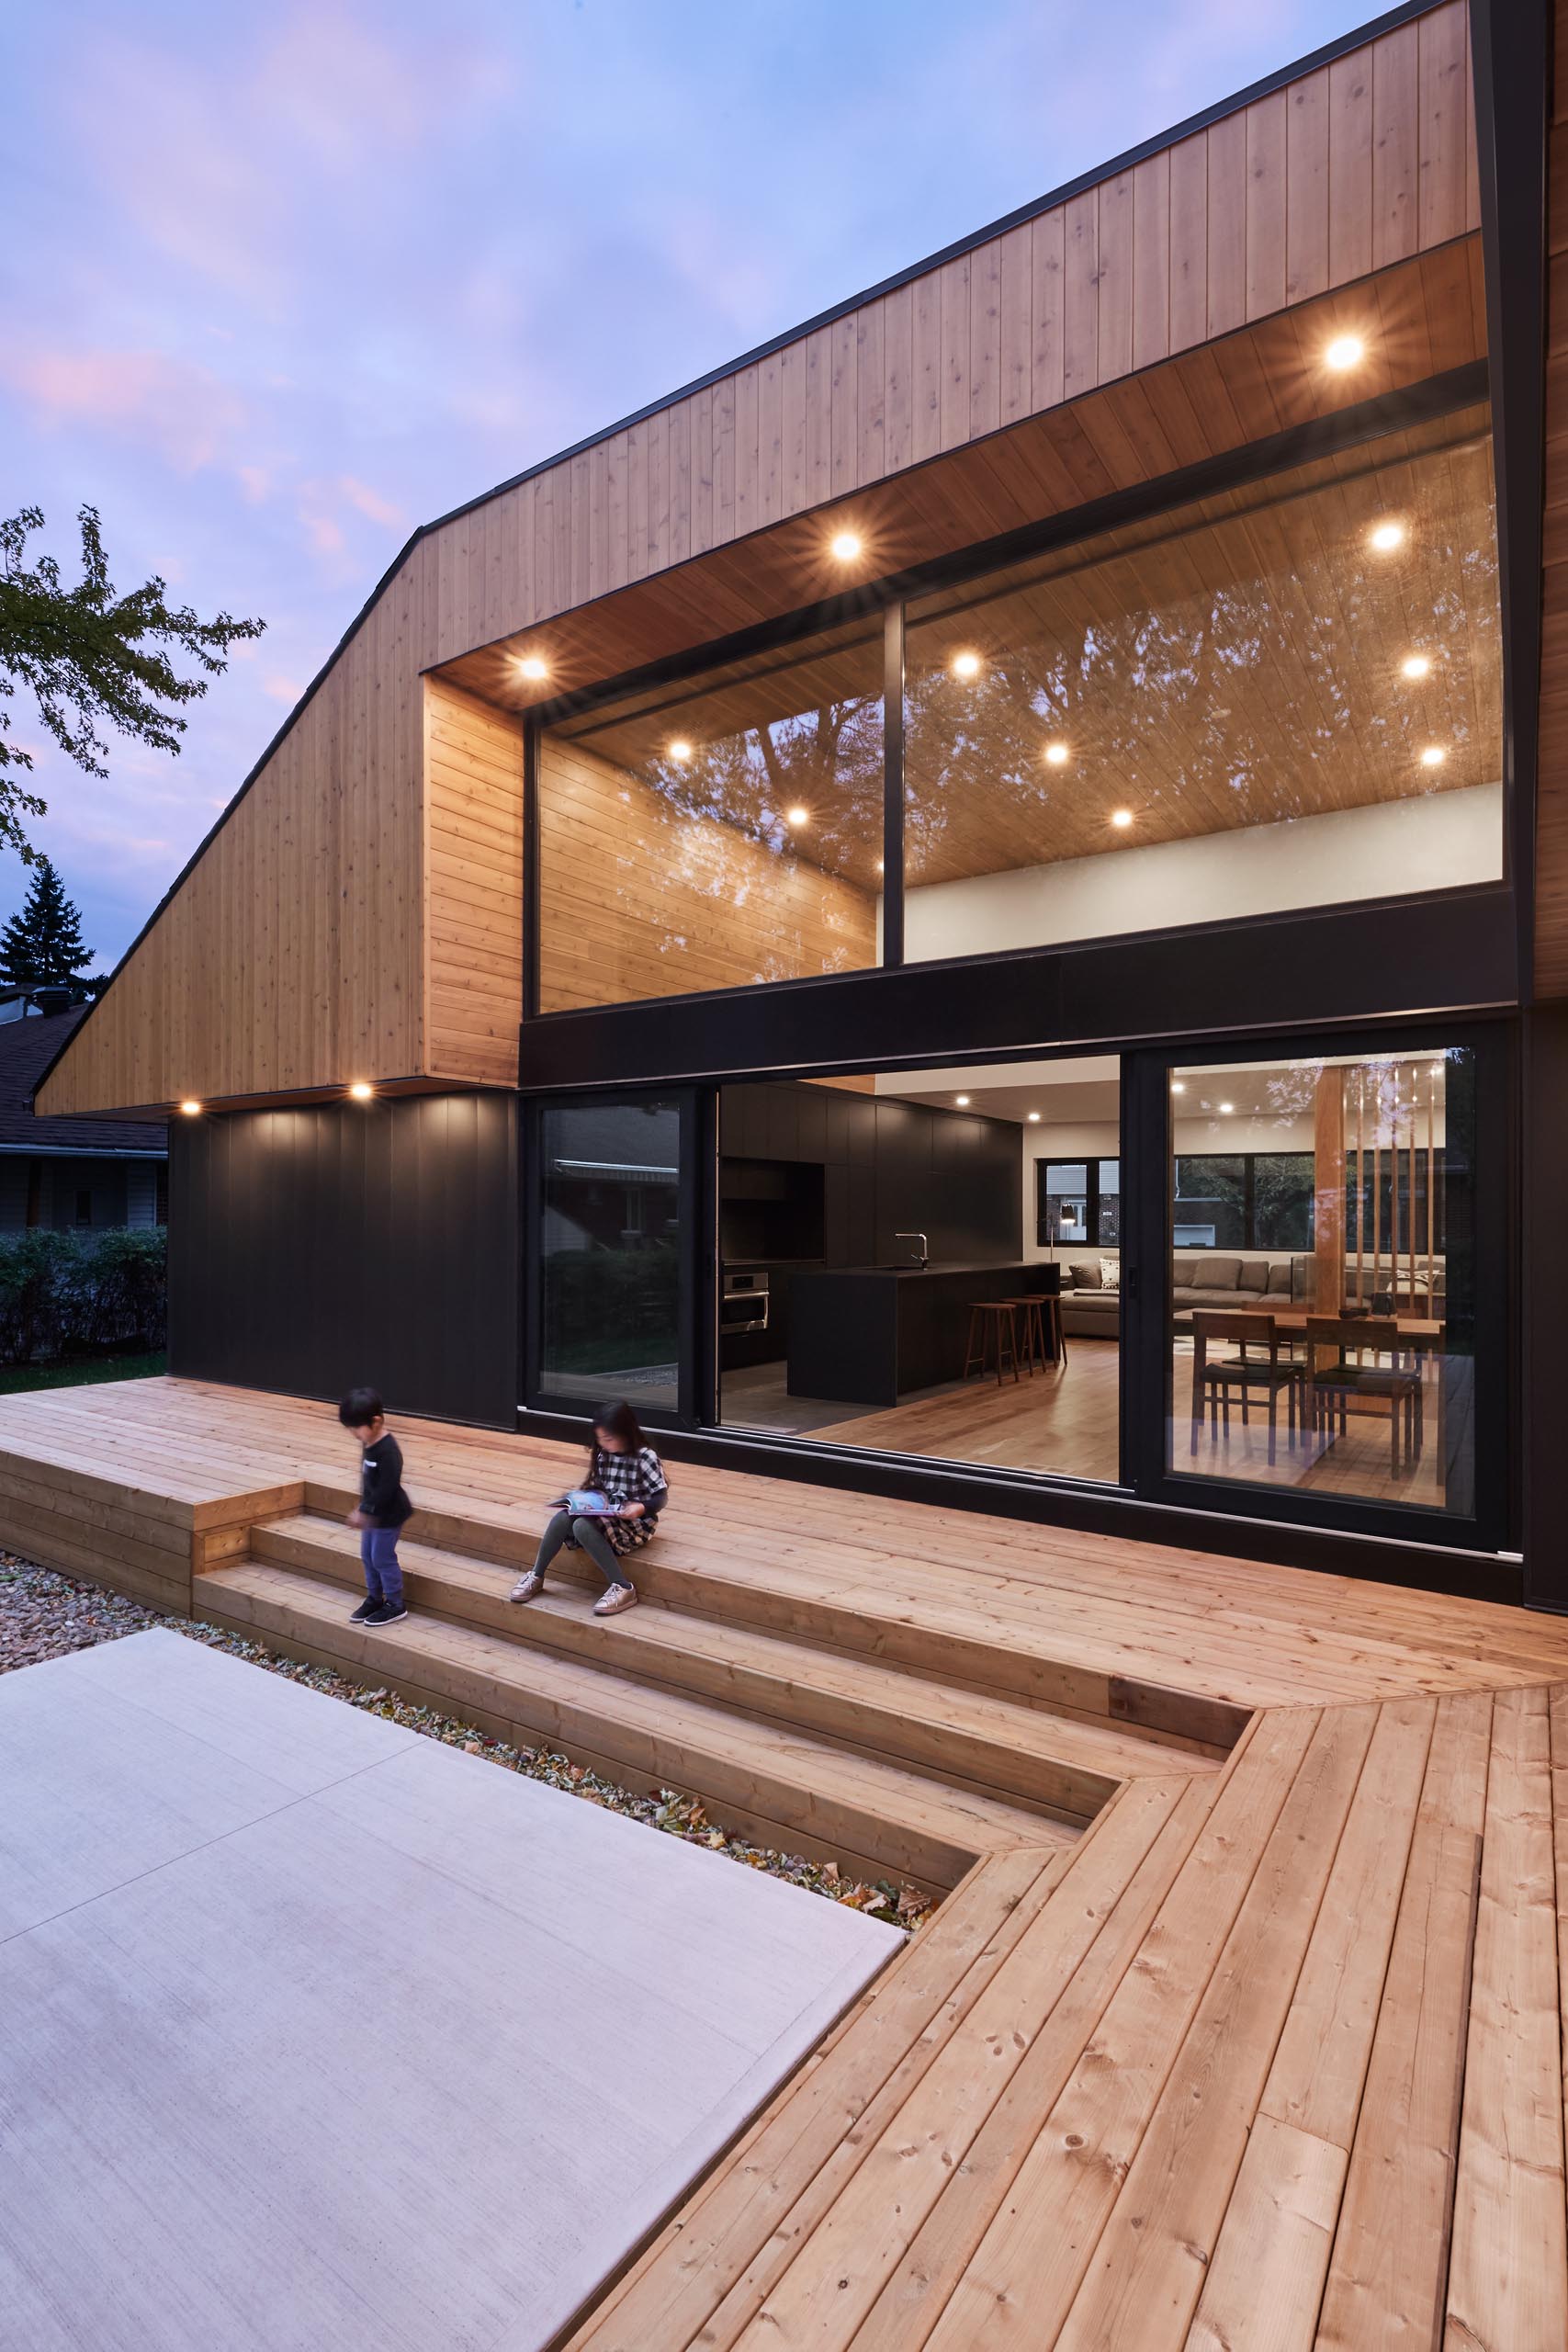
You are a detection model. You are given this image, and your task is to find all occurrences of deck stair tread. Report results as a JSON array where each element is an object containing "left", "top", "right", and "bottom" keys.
[
  {"left": 197, "top": 1558, "right": 1075, "bottom": 1891},
  {"left": 243, "top": 1510, "right": 1221, "bottom": 1815}
]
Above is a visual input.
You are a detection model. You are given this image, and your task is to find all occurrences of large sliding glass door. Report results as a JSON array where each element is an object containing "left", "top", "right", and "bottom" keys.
[
  {"left": 522, "top": 1032, "right": 1507, "bottom": 1559},
  {"left": 1122, "top": 1029, "right": 1506, "bottom": 1552},
  {"left": 527, "top": 1093, "right": 699, "bottom": 1418}
]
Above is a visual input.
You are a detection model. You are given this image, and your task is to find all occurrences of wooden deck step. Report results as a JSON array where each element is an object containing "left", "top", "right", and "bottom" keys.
[
  {"left": 295, "top": 1478, "right": 1249, "bottom": 1749},
  {"left": 243, "top": 1512, "right": 1222, "bottom": 1820},
  {"left": 196, "top": 1558, "right": 1073, "bottom": 1894}
]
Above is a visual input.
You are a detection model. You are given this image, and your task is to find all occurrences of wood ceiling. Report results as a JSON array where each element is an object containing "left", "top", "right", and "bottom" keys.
[{"left": 547, "top": 402, "right": 1498, "bottom": 892}]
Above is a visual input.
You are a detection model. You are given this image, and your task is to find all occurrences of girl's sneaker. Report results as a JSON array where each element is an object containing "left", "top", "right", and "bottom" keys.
[
  {"left": 364, "top": 1600, "right": 408, "bottom": 1627},
  {"left": 350, "top": 1596, "right": 378, "bottom": 1623},
  {"left": 510, "top": 1571, "right": 546, "bottom": 1604},
  {"left": 593, "top": 1584, "right": 638, "bottom": 1616}
]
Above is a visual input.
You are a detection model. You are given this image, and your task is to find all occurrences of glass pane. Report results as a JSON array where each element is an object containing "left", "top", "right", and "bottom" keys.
[
  {"left": 538, "top": 1099, "right": 682, "bottom": 1408},
  {"left": 718, "top": 1062, "right": 1120, "bottom": 1486},
  {"left": 1043, "top": 1161, "right": 1089, "bottom": 1247},
  {"left": 1168, "top": 1050, "right": 1475, "bottom": 1519},
  {"left": 1097, "top": 1159, "right": 1122, "bottom": 1245},
  {"left": 538, "top": 616, "right": 884, "bottom": 1010},
  {"left": 902, "top": 402, "right": 1500, "bottom": 962}
]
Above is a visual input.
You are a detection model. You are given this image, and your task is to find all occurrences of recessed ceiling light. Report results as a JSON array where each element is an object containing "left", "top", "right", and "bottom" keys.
[
  {"left": 1111, "top": 808, "right": 1134, "bottom": 830},
  {"left": 1027, "top": 1111, "right": 1041, "bottom": 1124},
  {"left": 829, "top": 529, "right": 862, "bottom": 561},
  {"left": 1369, "top": 521, "right": 1405, "bottom": 554},
  {"left": 1170, "top": 1080, "right": 1186, "bottom": 1094},
  {"left": 1218, "top": 1102, "right": 1235, "bottom": 1114},
  {"left": 1325, "top": 333, "right": 1366, "bottom": 371},
  {"left": 785, "top": 805, "right": 809, "bottom": 827},
  {"left": 951, "top": 651, "right": 982, "bottom": 681},
  {"left": 349, "top": 1081, "right": 374, "bottom": 1102},
  {"left": 1430, "top": 1061, "right": 1445, "bottom": 1076},
  {"left": 955, "top": 1094, "right": 970, "bottom": 1106},
  {"left": 668, "top": 739, "right": 694, "bottom": 763},
  {"left": 1043, "top": 741, "right": 1070, "bottom": 767},
  {"left": 874, "top": 858, "right": 885, "bottom": 874},
  {"left": 518, "top": 653, "right": 548, "bottom": 681},
  {"left": 179, "top": 1099, "right": 202, "bottom": 1116},
  {"left": 1419, "top": 745, "right": 1447, "bottom": 768},
  {"left": 1401, "top": 653, "right": 1432, "bottom": 681}
]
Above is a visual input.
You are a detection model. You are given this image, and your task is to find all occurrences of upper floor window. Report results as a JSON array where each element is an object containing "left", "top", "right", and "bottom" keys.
[
  {"left": 537, "top": 616, "right": 883, "bottom": 1012},
  {"left": 901, "top": 401, "right": 1500, "bottom": 963},
  {"left": 531, "top": 396, "right": 1500, "bottom": 1014}
]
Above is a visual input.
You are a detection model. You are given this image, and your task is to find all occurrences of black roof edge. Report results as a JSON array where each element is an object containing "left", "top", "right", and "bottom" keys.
[{"left": 37, "top": 0, "right": 1441, "bottom": 1108}]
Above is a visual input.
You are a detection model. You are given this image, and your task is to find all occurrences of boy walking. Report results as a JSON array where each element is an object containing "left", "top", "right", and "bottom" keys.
[{"left": 340, "top": 1386, "right": 412, "bottom": 1626}]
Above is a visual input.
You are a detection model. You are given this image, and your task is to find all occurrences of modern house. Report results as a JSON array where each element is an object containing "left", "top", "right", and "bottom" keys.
[
  {"left": 36, "top": 0, "right": 1561, "bottom": 1606},
  {"left": 0, "top": 1004, "right": 165, "bottom": 1232}
]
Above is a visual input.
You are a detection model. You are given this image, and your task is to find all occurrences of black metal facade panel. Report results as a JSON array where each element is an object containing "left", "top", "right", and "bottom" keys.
[
  {"left": 168, "top": 1093, "right": 518, "bottom": 1429},
  {"left": 514, "top": 889, "right": 1518, "bottom": 1095}
]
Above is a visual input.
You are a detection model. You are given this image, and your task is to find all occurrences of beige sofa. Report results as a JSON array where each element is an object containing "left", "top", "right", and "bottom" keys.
[
  {"left": 1060, "top": 1251, "right": 1446, "bottom": 1338},
  {"left": 1060, "top": 1253, "right": 1299, "bottom": 1337}
]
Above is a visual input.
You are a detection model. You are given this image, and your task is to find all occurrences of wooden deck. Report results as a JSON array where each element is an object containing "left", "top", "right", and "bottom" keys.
[{"left": 4, "top": 1375, "right": 1568, "bottom": 2346}]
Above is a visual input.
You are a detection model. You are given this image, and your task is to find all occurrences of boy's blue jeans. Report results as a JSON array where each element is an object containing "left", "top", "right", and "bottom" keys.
[{"left": 359, "top": 1524, "right": 404, "bottom": 1608}]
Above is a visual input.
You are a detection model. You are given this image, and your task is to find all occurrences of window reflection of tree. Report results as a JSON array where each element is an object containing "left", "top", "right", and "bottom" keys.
[{"left": 902, "top": 432, "right": 1498, "bottom": 884}]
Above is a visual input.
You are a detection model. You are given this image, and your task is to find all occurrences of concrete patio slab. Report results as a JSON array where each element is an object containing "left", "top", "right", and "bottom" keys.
[{"left": 0, "top": 1630, "right": 900, "bottom": 2352}]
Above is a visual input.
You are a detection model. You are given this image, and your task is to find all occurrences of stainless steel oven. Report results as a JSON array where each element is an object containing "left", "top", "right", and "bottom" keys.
[{"left": 720, "top": 1270, "right": 770, "bottom": 1336}]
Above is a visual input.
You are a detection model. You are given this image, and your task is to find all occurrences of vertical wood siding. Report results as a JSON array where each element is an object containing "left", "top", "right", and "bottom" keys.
[{"left": 423, "top": 679, "right": 525, "bottom": 1085}]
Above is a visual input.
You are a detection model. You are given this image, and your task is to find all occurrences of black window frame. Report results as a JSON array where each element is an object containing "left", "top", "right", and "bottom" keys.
[
  {"left": 1036, "top": 1157, "right": 1121, "bottom": 1250},
  {"left": 1171, "top": 1149, "right": 1317, "bottom": 1255},
  {"left": 1122, "top": 1020, "right": 1513, "bottom": 1558},
  {"left": 521, "top": 1085, "right": 710, "bottom": 1431}
]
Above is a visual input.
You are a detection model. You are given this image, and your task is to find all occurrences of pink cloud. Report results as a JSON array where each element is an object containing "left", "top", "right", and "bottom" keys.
[
  {"left": 0, "top": 344, "right": 248, "bottom": 473},
  {"left": 338, "top": 475, "right": 404, "bottom": 529},
  {"left": 263, "top": 673, "right": 305, "bottom": 704}
]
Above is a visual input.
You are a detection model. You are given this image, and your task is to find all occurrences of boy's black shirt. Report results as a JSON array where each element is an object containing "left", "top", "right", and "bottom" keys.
[{"left": 359, "top": 1433, "right": 412, "bottom": 1527}]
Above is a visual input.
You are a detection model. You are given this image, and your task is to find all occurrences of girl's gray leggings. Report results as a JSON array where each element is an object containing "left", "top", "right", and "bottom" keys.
[{"left": 535, "top": 1509, "right": 631, "bottom": 1589}]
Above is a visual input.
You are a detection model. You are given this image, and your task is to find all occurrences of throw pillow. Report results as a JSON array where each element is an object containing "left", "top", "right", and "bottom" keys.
[
  {"left": 1068, "top": 1260, "right": 1102, "bottom": 1291},
  {"left": 1100, "top": 1257, "right": 1122, "bottom": 1291}
]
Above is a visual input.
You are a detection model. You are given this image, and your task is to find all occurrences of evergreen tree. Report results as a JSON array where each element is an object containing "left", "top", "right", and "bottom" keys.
[{"left": 0, "top": 859, "right": 96, "bottom": 996}]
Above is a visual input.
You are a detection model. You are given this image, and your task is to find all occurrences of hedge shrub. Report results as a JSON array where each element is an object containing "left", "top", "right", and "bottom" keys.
[{"left": 0, "top": 1228, "right": 167, "bottom": 1364}]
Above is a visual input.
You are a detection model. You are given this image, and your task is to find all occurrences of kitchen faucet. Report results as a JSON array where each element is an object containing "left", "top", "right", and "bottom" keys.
[{"left": 894, "top": 1231, "right": 929, "bottom": 1268}]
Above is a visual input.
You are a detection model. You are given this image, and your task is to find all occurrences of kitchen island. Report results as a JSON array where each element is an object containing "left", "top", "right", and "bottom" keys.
[{"left": 787, "top": 1262, "right": 1047, "bottom": 1408}]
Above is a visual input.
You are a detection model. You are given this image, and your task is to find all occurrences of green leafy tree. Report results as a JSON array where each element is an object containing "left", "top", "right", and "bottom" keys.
[
  {"left": 0, "top": 857, "right": 96, "bottom": 995},
  {"left": 0, "top": 503, "right": 265, "bottom": 863}
]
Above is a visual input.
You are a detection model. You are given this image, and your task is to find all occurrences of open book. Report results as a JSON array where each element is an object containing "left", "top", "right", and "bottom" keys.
[{"left": 551, "top": 1487, "right": 615, "bottom": 1517}]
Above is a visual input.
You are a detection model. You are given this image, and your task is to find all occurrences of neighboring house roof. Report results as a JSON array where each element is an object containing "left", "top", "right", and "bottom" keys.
[{"left": 3, "top": 1010, "right": 165, "bottom": 1154}]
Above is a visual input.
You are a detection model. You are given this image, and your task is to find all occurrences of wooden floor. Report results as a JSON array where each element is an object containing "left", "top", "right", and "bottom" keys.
[
  {"left": 3, "top": 1375, "right": 1567, "bottom": 2347},
  {"left": 777, "top": 1338, "right": 1450, "bottom": 1509}
]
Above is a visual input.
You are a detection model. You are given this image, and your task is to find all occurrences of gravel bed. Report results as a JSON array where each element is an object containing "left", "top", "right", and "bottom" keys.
[{"left": 0, "top": 1555, "right": 933, "bottom": 1931}]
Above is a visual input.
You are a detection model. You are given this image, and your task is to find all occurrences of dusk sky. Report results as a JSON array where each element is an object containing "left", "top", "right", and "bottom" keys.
[{"left": 5, "top": 0, "right": 1373, "bottom": 973}]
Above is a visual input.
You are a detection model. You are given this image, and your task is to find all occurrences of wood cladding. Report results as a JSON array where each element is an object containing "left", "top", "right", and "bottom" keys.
[
  {"left": 423, "top": 680, "right": 525, "bottom": 1085},
  {"left": 39, "top": 2, "right": 1485, "bottom": 1114},
  {"left": 538, "top": 735, "right": 876, "bottom": 1012},
  {"left": 39, "top": 558, "right": 429, "bottom": 1115}
]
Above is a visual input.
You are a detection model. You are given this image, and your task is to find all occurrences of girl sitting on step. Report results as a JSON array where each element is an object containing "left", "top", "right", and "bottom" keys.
[{"left": 509, "top": 1398, "right": 668, "bottom": 1618}]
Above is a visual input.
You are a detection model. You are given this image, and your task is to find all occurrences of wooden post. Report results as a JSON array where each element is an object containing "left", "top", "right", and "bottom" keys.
[
  {"left": 1355, "top": 1069, "right": 1365, "bottom": 1308},
  {"left": 1314, "top": 1065, "right": 1346, "bottom": 1317}
]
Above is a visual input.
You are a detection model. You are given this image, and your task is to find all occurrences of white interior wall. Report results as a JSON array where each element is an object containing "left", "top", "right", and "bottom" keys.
[{"left": 904, "top": 783, "right": 1501, "bottom": 963}]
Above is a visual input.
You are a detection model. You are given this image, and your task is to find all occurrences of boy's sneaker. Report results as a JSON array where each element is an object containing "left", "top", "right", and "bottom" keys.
[
  {"left": 593, "top": 1583, "right": 638, "bottom": 1617},
  {"left": 349, "top": 1596, "right": 378, "bottom": 1623},
  {"left": 364, "top": 1600, "right": 408, "bottom": 1627},
  {"left": 509, "top": 1571, "right": 546, "bottom": 1604}
]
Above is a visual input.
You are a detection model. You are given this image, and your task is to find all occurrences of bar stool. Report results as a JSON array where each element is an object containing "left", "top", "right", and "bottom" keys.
[
  {"left": 963, "top": 1300, "right": 1021, "bottom": 1386},
  {"left": 1006, "top": 1293, "right": 1066, "bottom": 1372}
]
